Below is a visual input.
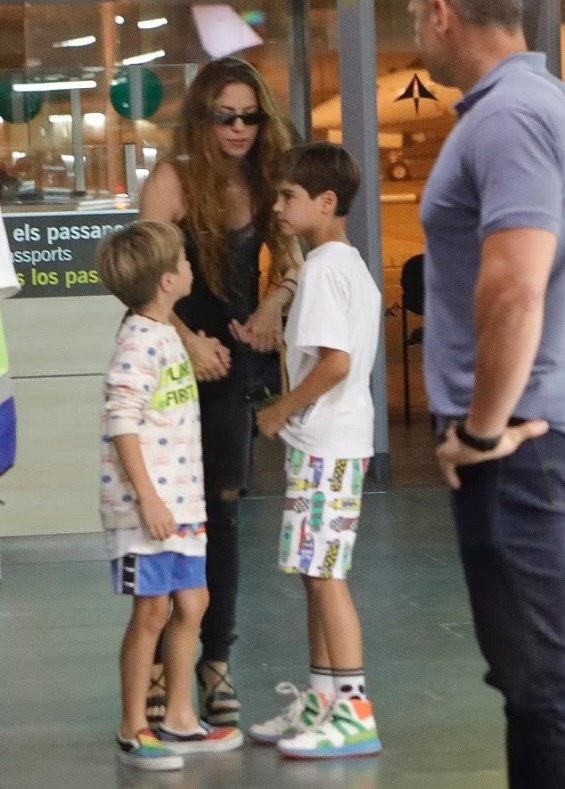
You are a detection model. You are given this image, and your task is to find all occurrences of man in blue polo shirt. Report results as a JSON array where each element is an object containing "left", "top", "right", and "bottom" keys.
[{"left": 409, "top": 0, "right": 565, "bottom": 786}]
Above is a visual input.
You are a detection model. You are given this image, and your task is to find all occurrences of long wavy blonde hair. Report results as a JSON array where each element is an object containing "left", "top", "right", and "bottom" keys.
[{"left": 167, "top": 57, "right": 294, "bottom": 301}]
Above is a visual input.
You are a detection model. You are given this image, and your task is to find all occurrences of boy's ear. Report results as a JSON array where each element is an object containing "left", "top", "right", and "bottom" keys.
[
  {"left": 160, "top": 270, "right": 175, "bottom": 292},
  {"left": 320, "top": 189, "right": 338, "bottom": 214}
]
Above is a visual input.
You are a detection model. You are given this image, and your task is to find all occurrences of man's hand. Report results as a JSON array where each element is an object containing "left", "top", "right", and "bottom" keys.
[
  {"left": 256, "top": 401, "right": 289, "bottom": 438},
  {"left": 437, "top": 419, "right": 549, "bottom": 489},
  {"left": 186, "top": 330, "right": 231, "bottom": 382},
  {"left": 139, "top": 493, "right": 177, "bottom": 540}
]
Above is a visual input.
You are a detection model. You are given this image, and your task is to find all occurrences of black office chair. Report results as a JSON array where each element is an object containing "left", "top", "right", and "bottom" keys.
[{"left": 400, "top": 253, "right": 425, "bottom": 424}]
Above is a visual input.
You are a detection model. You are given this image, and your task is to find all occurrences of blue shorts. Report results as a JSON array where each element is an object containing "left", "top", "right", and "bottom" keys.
[{"left": 111, "top": 553, "right": 207, "bottom": 597}]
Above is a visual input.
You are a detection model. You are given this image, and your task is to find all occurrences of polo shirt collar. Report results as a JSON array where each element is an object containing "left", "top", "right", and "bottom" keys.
[{"left": 456, "top": 52, "right": 547, "bottom": 116}]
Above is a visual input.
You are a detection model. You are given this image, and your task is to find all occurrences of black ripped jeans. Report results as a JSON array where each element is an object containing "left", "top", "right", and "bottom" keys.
[{"left": 155, "top": 382, "right": 252, "bottom": 664}]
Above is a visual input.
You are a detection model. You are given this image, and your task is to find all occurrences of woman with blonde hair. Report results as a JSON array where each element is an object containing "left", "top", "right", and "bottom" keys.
[{"left": 140, "top": 56, "right": 300, "bottom": 727}]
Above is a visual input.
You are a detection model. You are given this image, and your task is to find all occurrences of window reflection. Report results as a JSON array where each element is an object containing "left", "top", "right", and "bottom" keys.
[
  {"left": 0, "top": 0, "right": 462, "bottom": 215},
  {"left": 0, "top": 1, "right": 294, "bottom": 208}
]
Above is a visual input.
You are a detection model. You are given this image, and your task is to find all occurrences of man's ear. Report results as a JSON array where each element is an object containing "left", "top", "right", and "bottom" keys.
[{"left": 432, "top": 0, "right": 453, "bottom": 34}]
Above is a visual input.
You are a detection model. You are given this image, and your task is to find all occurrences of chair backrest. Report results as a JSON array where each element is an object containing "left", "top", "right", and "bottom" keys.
[{"left": 400, "top": 253, "right": 425, "bottom": 315}]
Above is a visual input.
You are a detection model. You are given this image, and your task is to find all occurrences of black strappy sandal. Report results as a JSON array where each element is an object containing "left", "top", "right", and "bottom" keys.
[
  {"left": 195, "top": 657, "right": 241, "bottom": 727},
  {"left": 145, "top": 666, "right": 166, "bottom": 726}
]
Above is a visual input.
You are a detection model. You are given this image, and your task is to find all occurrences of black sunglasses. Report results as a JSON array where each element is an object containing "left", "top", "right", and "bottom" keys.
[{"left": 212, "top": 110, "right": 266, "bottom": 127}]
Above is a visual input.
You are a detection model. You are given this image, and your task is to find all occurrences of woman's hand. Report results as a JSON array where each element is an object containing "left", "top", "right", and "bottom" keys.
[
  {"left": 185, "top": 330, "right": 231, "bottom": 382},
  {"left": 230, "top": 297, "right": 283, "bottom": 353}
]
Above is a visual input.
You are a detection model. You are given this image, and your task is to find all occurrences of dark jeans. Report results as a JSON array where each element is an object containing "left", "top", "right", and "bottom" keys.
[
  {"left": 198, "top": 388, "right": 252, "bottom": 663},
  {"left": 154, "top": 385, "right": 252, "bottom": 666},
  {"left": 451, "top": 429, "right": 565, "bottom": 788}
]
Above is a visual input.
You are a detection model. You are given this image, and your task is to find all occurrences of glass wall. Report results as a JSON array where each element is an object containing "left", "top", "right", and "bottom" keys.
[
  {"left": 1, "top": 0, "right": 525, "bottom": 534},
  {"left": 372, "top": 0, "right": 459, "bottom": 417},
  {"left": 0, "top": 2, "right": 456, "bottom": 210},
  {"left": 0, "top": 0, "right": 308, "bottom": 536},
  {"left": 0, "top": 1, "right": 301, "bottom": 206},
  {"left": 305, "top": 1, "right": 461, "bottom": 418}
]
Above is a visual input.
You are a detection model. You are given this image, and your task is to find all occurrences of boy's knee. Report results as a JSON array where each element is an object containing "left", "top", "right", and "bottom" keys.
[
  {"left": 303, "top": 575, "right": 345, "bottom": 596},
  {"left": 173, "top": 587, "right": 209, "bottom": 624},
  {"left": 147, "top": 607, "right": 171, "bottom": 634},
  {"left": 133, "top": 596, "right": 170, "bottom": 633},
  {"left": 191, "top": 588, "right": 210, "bottom": 618},
  {"left": 303, "top": 575, "right": 325, "bottom": 595}
]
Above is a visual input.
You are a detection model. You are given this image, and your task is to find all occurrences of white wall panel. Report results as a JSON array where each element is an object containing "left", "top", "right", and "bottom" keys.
[{"left": 0, "top": 295, "right": 124, "bottom": 536}]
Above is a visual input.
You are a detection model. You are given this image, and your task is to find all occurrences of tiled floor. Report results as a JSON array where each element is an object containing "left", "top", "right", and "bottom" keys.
[{"left": 0, "top": 415, "right": 507, "bottom": 789}]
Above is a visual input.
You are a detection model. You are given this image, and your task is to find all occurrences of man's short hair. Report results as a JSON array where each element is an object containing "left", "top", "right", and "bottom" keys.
[
  {"left": 97, "top": 220, "right": 183, "bottom": 310},
  {"left": 277, "top": 142, "right": 361, "bottom": 217},
  {"left": 450, "top": 0, "right": 523, "bottom": 30}
]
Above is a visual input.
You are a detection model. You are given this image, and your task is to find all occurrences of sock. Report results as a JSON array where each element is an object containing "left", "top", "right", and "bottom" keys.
[
  {"left": 309, "top": 666, "right": 335, "bottom": 700},
  {"left": 333, "top": 668, "right": 367, "bottom": 700}
]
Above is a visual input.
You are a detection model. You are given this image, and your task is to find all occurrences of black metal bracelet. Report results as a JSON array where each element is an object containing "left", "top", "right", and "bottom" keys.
[{"left": 455, "top": 422, "right": 502, "bottom": 452}]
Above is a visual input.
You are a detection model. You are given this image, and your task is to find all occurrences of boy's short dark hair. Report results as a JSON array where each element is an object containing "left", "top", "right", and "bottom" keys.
[
  {"left": 277, "top": 142, "right": 361, "bottom": 216},
  {"left": 97, "top": 220, "right": 183, "bottom": 310}
]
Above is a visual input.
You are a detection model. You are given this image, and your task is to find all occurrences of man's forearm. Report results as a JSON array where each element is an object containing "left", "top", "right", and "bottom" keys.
[
  {"left": 467, "top": 290, "right": 544, "bottom": 436},
  {"left": 465, "top": 229, "right": 554, "bottom": 437}
]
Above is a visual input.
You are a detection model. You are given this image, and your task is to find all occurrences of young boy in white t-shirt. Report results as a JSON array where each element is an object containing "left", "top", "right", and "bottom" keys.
[
  {"left": 98, "top": 221, "right": 242, "bottom": 771},
  {"left": 249, "top": 143, "right": 382, "bottom": 758}
]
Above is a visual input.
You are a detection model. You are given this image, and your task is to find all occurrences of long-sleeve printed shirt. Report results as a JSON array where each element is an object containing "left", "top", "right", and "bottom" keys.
[{"left": 100, "top": 313, "right": 206, "bottom": 559}]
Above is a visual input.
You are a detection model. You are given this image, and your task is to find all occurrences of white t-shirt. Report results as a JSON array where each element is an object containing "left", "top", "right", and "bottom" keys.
[
  {"left": 280, "top": 241, "right": 381, "bottom": 458},
  {"left": 100, "top": 314, "right": 207, "bottom": 560}
]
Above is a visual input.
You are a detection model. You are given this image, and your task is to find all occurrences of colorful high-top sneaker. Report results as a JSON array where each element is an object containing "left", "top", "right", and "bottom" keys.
[
  {"left": 249, "top": 682, "right": 330, "bottom": 745},
  {"left": 277, "top": 698, "right": 382, "bottom": 759}
]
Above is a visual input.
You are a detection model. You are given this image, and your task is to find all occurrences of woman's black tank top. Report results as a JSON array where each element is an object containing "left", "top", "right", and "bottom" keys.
[{"left": 174, "top": 220, "right": 265, "bottom": 400}]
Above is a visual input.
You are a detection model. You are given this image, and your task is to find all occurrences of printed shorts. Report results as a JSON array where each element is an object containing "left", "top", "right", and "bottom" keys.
[
  {"left": 279, "top": 447, "right": 369, "bottom": 579},
  {"left": 112, "top": 552, "right": 207, "bottom": 596}
]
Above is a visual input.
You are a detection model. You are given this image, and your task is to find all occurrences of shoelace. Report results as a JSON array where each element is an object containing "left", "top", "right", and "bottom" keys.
[
  {"left": 306, "top": 700, "right": 343, "bottom": 736},
  {"left": 273, "top": 682, "right": 307, "bottom": 725}
]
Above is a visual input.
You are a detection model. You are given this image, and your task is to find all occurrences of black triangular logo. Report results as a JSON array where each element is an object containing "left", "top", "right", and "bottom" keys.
[{"left": 394, "top": 74, "right": 438, "bottom": 114}]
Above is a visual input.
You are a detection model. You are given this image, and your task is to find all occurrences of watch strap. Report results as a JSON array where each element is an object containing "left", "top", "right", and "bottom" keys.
[{"left": 455, "top": 422, "right": 502, "bottom": 452}]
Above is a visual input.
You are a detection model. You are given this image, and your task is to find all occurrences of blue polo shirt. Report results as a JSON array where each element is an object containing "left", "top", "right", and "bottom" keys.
[{"left": 421, "top": 53, "right": 565, "bottom": 428}]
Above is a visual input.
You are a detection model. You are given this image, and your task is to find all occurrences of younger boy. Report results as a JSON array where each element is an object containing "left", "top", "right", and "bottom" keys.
[
  {"left": 249, "top": 143, "right": 382, "bottom": 759},
  {"left": 98, "top": 221, "right": 243, "bottom": 771}
]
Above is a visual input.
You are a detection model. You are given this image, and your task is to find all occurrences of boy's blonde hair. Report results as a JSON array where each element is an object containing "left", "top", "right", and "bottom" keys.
[{"left": 97, "top": 221, "right": 184, "bottom": 310}]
